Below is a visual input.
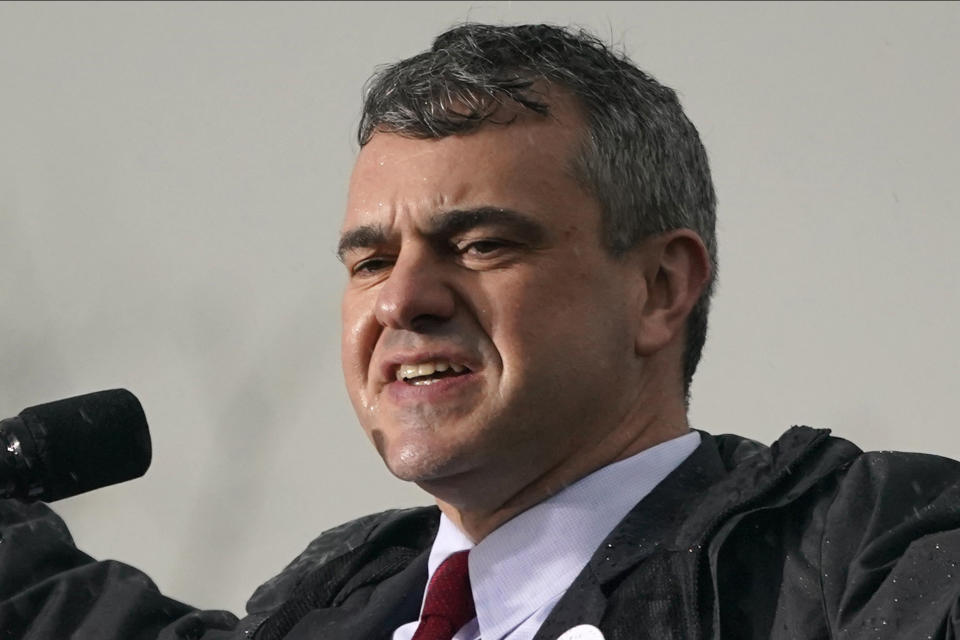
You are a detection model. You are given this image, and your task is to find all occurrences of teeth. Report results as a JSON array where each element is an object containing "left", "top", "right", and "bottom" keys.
[
  {"left": 397, "top": 364, "right": 420, "bottom": 381},
  {"left": 395, "top": 360, "right": 468, "bottom": 382}
]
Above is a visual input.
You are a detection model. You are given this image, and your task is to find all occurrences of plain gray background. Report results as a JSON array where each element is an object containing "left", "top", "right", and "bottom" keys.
[{"left": 1, "top": 1, "right": 958, "bottom": 613}]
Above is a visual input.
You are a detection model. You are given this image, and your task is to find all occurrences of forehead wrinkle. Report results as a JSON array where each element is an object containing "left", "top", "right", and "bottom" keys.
[{"left": 338, "top": 194, "right": 443, "bottom": 261}]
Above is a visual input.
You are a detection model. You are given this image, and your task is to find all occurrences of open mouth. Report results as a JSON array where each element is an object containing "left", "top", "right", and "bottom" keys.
[{"left": 396, "top": 361, "right": 472, "bottom": 386}]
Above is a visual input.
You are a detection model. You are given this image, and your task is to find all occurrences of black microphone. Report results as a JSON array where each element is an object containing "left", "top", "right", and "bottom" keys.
[{"left": 0, "top": 389, "right": 151, "bottom": 502}]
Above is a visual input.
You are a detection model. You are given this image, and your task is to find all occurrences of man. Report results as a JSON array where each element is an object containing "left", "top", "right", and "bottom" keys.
[{"left": 2, "top": 22, "right": 960, "bottom": 640}]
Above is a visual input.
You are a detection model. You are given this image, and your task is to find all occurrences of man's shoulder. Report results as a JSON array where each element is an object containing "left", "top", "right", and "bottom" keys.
[
  {"left": 710, "top": 425, "right": 960, "bottom": 481},
  {"left": 821, "top": 442, "right": 960, "bottom": 539},
  {"left": 646, "top": 427, "right": 960, "bottom": 638},
  {"left": 695, "top": 425, "right": 960, "bottom": 531},
  {"left": 698, "top": 426, "right": 960, "bottom": 567},
  {"left": 246, "top": 505, "right": 439, "bottom": 614}
]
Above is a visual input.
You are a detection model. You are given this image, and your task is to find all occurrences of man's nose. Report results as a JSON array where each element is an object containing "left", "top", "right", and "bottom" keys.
[{"left": 374, "top": 250, "right": 456, "bottom": 330}]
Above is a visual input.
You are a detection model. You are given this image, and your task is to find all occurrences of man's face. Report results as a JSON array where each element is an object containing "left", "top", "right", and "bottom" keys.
[{"left": 340, "top": 97, "right": 647, "bottom": 501}]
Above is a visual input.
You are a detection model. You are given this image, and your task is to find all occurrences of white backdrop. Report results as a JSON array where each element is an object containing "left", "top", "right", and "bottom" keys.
[{"left": 1, "top": 1, "right": 958, "bottom": 613}]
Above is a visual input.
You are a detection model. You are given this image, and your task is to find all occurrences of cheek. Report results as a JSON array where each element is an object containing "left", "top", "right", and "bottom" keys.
[
  {"left": 488, "top": 272, "right": 630, "bottom": 373},
  {"left": 479, "top": 286, "right": 572, "bottom": 383},
  {"left": 340, "top": 295, "right": 378, "bottom": 388}
]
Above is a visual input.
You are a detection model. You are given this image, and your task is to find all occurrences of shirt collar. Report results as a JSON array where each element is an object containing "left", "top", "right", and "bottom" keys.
[{"left": 424, "top": 430, "right": 701, "bottom": 640}]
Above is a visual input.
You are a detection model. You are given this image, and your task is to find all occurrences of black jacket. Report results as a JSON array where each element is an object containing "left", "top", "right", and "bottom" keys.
[{"left": 3, "top": 426, "right": 960, "bottom": 639}]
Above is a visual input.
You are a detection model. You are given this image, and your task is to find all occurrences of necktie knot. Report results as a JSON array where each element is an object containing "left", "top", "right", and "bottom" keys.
[{"left": 412, "top": 550, "right": 475, "bottom": 640}]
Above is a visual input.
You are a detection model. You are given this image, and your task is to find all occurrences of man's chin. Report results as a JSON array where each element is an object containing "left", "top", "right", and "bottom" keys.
[
  {"left": 382, "top": 443, "right": 462, "bottom": 484},
  {"left": 369, "top": 428, "right": 450, "bottom": 481}
]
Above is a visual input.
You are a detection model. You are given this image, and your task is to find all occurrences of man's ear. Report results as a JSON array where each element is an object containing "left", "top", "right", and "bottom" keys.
[{"left": 634, "top": 230, "right": 712, "bottom": 356}]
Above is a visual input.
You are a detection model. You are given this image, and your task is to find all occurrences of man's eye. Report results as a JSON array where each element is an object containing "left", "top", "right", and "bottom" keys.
[
  {"left": 457, "top": 239, "right": 512, "bottom": 256},
  {"left": 351, "top": 258, "right": 393, "bottom": 276}
]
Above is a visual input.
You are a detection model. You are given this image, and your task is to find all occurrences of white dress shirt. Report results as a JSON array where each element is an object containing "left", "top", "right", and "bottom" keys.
[{"left": 392, "top": 431, "right": 701, "bottom": 640}]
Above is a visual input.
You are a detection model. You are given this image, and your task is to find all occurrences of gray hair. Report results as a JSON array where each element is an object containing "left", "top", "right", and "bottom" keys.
[{"left": 358, "top": 23, "right": 717, "bottom": 399}]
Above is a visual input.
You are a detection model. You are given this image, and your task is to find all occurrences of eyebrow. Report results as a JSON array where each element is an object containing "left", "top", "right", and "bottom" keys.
[
  {"left": 337, "top": 206, "right": 546, "bottom": 261},
  {"left": 427, "top": 207, "right": 546, "bottom": 241},
  {"left": 337, "top": 225, "right": 388, "bottom": 262}
]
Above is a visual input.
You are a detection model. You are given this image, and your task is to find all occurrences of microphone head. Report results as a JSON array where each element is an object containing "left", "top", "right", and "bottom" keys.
[{"left": 18, "top": 388, "right": 152, "bottom": 502}]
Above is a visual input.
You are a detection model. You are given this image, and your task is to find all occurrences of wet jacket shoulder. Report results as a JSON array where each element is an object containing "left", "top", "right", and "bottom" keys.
[
  {"left": 236, "top": 506, "right": 440, "bottom": 638},
  {"left": 0, "top": 498, "right": 234, "bottom": 640},
  {"left": 689, "top": 427, "right": 960, "bottom": 639},
  {"left": 0, "top": 497, "right": 437, "bottom": 640}
]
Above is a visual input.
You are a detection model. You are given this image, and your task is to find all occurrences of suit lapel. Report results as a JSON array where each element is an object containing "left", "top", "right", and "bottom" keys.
[
  {"left": 532, "top": 435, "right": 728, "bottom": 640},
  {"left": 533, "top": 428, "right": 834, "bottom": 640}
]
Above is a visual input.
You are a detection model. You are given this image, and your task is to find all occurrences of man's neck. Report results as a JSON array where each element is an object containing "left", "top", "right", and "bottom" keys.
[{"left": 433, "top": 411, "right": 690, "bottom": 543}]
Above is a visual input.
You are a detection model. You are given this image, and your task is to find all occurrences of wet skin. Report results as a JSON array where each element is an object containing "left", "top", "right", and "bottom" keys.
[{"left": 339, "top": 93, "right": 709, "bottom": 540}]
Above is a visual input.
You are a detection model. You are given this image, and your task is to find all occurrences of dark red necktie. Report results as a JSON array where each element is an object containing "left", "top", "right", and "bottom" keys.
[{"left": 411, "top": 550, "right": 476, "bottom": 640}]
